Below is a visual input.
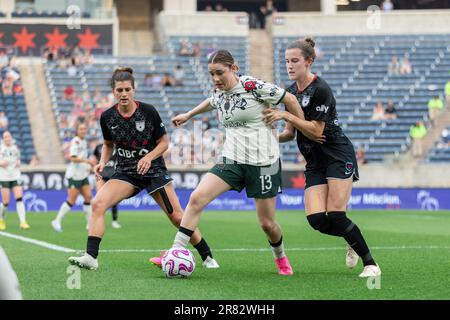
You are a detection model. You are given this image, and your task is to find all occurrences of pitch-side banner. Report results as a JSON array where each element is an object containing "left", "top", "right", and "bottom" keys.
[{"left": 9, "top": 188, "right": 450, "bottom": 212}]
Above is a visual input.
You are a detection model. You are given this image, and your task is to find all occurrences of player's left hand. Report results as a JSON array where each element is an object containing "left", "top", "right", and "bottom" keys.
[
  {"left": 137, "top": 155, "right": 153, "bottom": 175},
  {"left": 262, "top": 108, "right": 287, "bottom": 125}
]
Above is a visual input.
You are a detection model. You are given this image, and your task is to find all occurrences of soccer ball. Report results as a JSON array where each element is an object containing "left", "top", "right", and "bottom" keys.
[{"left": 162, "top": 248, "right": 196, "bottom": 278}]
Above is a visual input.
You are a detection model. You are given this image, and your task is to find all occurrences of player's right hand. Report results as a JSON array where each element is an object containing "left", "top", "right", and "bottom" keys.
[
  {"left": 171, "top": 113, "right": 190, "bottom": 127},
  {"left": 94, "top": 163, "right": 105, "bottom": 181}
]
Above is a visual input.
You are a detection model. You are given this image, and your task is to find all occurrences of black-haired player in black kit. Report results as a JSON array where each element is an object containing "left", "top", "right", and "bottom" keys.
[
  {"left": 68, "top": 67, "right": 219, "bottom": 270},
  {"left": 264, "top": 38, "right": 381, "bottom": 278},
  {"left": 92, "top": 143, "right": 121, "bottom": 229}
]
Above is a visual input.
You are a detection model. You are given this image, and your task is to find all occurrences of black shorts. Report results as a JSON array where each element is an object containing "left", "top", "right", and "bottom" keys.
[
  {"left": 304, "top": 138, "right": 359, "bottom": 189},
  {"left": 101, "top": 166, "right": 115, "bottom": 181},
  {"left": 110, "top": 172, "right": 173, "bottom": 198}
]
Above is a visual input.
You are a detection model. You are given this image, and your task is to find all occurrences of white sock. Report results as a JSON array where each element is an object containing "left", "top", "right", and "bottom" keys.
[
  {"left": 83, "top": 203, "right": 92, "bottom": 224},
  {"left": 0, "top": 203, "right": 5, "bottom": 220},
  {"left": 16, "top": 201, "right": 26, "bottom": 223},
  {"left": 173, "top": 231, "right": 191, "bottom": 249},
  {"left": 270, "top": 237, "right": 286, "bottom": 259},
  {"left": 55, "top": 202, "right": 71, "bottom": 223}
]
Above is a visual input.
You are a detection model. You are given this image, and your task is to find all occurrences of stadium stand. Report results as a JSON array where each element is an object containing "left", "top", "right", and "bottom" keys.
[
  {"left": 0, "top": 59, "right": 35, "bottom": 163},
  {"left": 426, "top": 126, "right": 450, "bottom": 162},
  {"left": 44, "top": 36, "right": 249, "bottom": 161}
]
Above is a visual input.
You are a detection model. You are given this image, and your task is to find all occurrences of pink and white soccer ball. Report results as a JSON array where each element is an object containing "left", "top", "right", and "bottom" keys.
[{"left": 162, "top": 248, "right": 196, "bottom": 278}]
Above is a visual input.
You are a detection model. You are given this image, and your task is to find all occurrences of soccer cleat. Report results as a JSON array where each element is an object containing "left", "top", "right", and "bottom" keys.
[
  {"left": 149, "top": 251, "right": 165, "bottom": 268},
  {"left": 111, "top": 221, "right": 122, "bottom": 229},
  {"left": 346, "top": 245, "right": 359, "bottom": 269},
  {"left": 68, "top": 253, "right": 98, "bottom": 270},
  {"left": 19, "top": 222, "right": 30, "bottom": 230},
  {"left": 359, "top": 264, "right": 381, "bottom": 278},
  {"left": 51, "top": 220, "right": 63, "bottom": 232},
  {"left": 0, "top": 219, "right": 6, "bottom": 230},
  {"left": 202, "top": 256, "right": 220, "bottom": 269},
  {"left": 275, "top": 256, "right": 293, "bottom": 276}
]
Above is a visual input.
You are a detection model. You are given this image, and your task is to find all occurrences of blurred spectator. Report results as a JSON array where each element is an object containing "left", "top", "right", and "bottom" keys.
[
  {"left": 388, "top": 56, "right": 400, "bottom": 75},
  {"left": 204, "top": 5, "right": 213, "bottom": 11},
  {"left": 409, "top": 121, "right": 427, "bottom": 157},
  {"left": 192, "top": 43, "right": 201, "bottom": 57},
  {"left": 371, "top": 101, "right": 385, "bottom": 120},
  {"left": 0, "top": 51, "right": 8, "bottom": 68},
  {"left": 202, "top": 116, "right": 212, "bottom": 131},
  {"left": 28, "top": 154, "right": 40, "bottom": 166},
  {"left": 13, "top": 81, "right": 23, "bottom": 95},
  {"left": 399, "top": 57, "right": 412, "bottom": 74},
  {"left": 437, "top": 128, "right": 450, "bottom": 148},
  {"left": 382, "top": 0, "right": 394, "bottom": 11},
  {"left": 161, "top": 73, "right": 175, "bottom": 87},
  {"left": 1, "top": 77, "right": 13, "bottom": 95},
  {"left": 67, "top": 63, "right": 77, "bottom": 77},
  {"left": 428, "top": 95, "right": 444, "bottom": 126},
  {"left": 445, "top": 79, "right": 450, "bottom": 108},
  {"left": 63, "top": 85, "right": 75, "bottom": 100},
  {"left": 356, "top": 146, "right": 368, "bottom": 165},
  {"left": 173, "top": 65, "right": 185, "bottom": 86},
  {"left": 0, "top": 112, "right": 8, "bottom": 134},
  {"left": 215, "top": 3, "right": 224, "bottom": 11},
  {"left": 384, "top": 100, "right": 397, "bottom": 120},
  {"left": 178, "top": 40, "right": 193, "bottom": 56}
]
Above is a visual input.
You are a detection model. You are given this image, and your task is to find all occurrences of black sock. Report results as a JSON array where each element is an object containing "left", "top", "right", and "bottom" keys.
[
  {"left": 344, "top": 224, "right": 376, "bottom": 266},
  {"left": 193, "top": 238, "right": 212, "bottom": 261},
  {"left": 86, "top": 236, "right": 102, "bottom": 259},
  {"left": 111, "top": 205, "right": 118, "bottom": 221},
  {"left": 179, "top": 226, "right": 194, "bottom": 237}
]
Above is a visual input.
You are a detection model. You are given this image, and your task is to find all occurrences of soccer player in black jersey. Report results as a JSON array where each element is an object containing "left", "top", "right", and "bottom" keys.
[
  {"left": 68, "top": 67, "right": 218, "bottom": 270},
  {"left": 92, "top": 143, "right": 121, "bottom": 229},
  {"left": 264, "top": 38, "right": 381, "bottom": 277}
]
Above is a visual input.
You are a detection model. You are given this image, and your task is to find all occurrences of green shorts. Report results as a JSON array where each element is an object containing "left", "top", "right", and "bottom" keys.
[
  {"left": 0, "top": 180, "right": 21, "bottom": 188},
  {"left": 67, "top": 178, "right": 90, "bottom": 189},
  {"left": 209, "top": 158, "right": 282, "bottom": 199}
]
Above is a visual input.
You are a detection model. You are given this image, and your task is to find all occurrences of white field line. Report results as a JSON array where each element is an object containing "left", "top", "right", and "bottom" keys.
[
  {"left": 0, "top": 231, "right": 76, "bottom": 253},
  {"left": 1, "top": 231, "right": 449, "bottom": 254}
]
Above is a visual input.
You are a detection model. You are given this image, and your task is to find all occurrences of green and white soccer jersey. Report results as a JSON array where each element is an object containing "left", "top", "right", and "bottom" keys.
[
  {"left": 0, "top": 144, "right": 21, "bottom": 182},
  {"left": 210, "top": 75, "right": 286, "bottom": 166},
  {"left": 65, "top": 136, "right": 90, "bottom": 180}
]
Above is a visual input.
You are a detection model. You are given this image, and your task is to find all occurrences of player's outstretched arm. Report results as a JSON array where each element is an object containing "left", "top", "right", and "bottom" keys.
[{"left": 171, "top": 98, "right": 212, "bottom": 127}]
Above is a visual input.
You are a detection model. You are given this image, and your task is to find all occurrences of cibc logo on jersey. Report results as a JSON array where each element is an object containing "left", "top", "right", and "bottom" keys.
[{"left": 117, "top": 147, "right": 149, "bottom": 158}]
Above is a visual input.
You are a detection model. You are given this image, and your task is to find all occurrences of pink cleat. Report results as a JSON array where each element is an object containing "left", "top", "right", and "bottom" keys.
[
  {"left": 149, "top": 251, "right": 165, "bottom": 268},
  {"left": 275, "top": 256, "right": 293, "bottom": 276}
]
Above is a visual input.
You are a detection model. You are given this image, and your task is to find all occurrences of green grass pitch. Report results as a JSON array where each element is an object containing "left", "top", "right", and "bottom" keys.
[{"left": 1, "top": 209, "right": 449, "bottom": 300}]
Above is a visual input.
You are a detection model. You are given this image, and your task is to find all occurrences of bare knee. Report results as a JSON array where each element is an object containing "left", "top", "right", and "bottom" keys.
[
  {"left": 91, "top": 198, "right": 107, "bottom": 215},
  {"left": 188, "top": 191, "right": 208, "bottom": 212},
  {"left": 260, "top": 218, "right": 277, "bottom": 234}
]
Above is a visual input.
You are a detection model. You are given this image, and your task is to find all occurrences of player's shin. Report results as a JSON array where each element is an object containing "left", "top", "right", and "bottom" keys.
[{"left": 15, "top": 198, "right": 26, "bottom": 223}]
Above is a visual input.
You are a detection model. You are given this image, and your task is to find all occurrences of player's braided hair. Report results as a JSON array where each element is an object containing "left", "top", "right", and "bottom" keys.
[
  {"left": 110, "top": 67, "right": 135, "bottom": 89},
  {"left": 208, "top": 49, "right": 240, "bottom": 71},
  {"left": 287, "top": 37, "right": 316, "bottom": 63}
]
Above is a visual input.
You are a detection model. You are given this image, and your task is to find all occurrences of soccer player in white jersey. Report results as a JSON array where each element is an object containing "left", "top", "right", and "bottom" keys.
[
  {"left": 0, "top": 131, "right": 29, "bottom": 230},
  {"left": 51, "top": 123, "right": 95, "bottom": 232},
  {"left": 169, "top": 50, "right": 322, "bottom": 275}
]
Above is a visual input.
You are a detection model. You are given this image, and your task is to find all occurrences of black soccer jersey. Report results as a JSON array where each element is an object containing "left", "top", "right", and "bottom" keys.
[
  {"left": 99, "top": 101, "right": 167, "bottom": 178},
  {"left": 286, "top": 76, "right": 346, "bottom": 157},
  {"left": 93, "top": 143, "right": 117, "bottom": 168}
]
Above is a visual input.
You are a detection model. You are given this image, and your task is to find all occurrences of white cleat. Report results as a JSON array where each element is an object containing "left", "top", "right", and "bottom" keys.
[
  {"left": 51, "top": 220, "right": 63, "bottom": 233},
  {"left": 359, "top": 264, "right": 381, "bottom": 278},
  {"left": 68, "top": 253, "right": 98, "bottom": 270},
  {"left": 346, "top": 245, "right": 359, "bottom": 269},
  {"left": 111, "top": 221, "right": 122, "bottom": 229},
  {"left": 202, "top": 256, "right": 220, "bottom": 269}
]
